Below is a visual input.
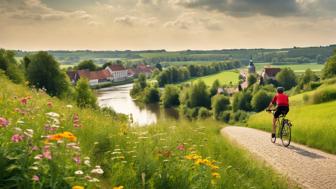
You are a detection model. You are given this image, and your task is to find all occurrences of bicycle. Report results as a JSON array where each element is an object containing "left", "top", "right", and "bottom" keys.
[{"left": 266, "top": 109, "right": 293, "bottom": 147}]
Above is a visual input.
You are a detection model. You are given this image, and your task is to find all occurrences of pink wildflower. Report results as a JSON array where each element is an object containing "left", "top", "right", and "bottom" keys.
[
  {"left": 43, "top": 146, "right": 52, "bottom": 159},
  {"left": 73, "top": 114, "right": 81, "bottom": 128},
  {"left": 47, "top": 101, "right": 53, "bottom": 108},
  {"left": 32, "top": 146, "right": 39, "bottom": 151},
  {"left": 0, "top": 117, "right": 9, "bottom": 127},
  {"left": 11, "top": 134, "right": 24, "bottom": 143},
  {"left": 176, "top": 144, "right": 185, "bottom": 151},
  {"left": 73, "top": 156, "right": 81, "bottom": 164},
  {"left": 20, "top": 97, "right": 28, "bottom": 105},
  {"left": 32, "top": 175, "right": 39, "bottom": 182}
]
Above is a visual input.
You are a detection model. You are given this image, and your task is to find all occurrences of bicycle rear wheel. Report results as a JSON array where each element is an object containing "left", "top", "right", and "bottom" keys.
[{"left": 280, "top": 120, "right": 291, "bottom": 147}]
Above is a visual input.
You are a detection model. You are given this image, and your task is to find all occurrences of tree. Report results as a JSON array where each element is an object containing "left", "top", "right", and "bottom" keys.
[
  {"left": 102, "top": 62, "right": 112, "bottom": 69},
  {"left": 144, "top": 87, "right": 160, "bottom": 104},
  {"left": 211, "top": 95, "right": 230, "bottom": 119},
  {"left": 300, "top": 68, "right": 318, "bottom": 88},
  {"left": 0, "top": 49, "right": 24, "bottom": 83},
  {"left": 276, "top": 68, "right": 297, "bottom": 90},
  {"left": 155, "top": 63, "right": 163, "bottom": 71},
  {"left": 138, "top": 73, "right": 147, "bottom": 89},
  {"left": 251, "top": 90, "right": 272, "bottom": 112},
  {"left": 247, "top": 74, "right": 257, "bottom": 87},
  {"left": 75, "top": 78, "right": 97, "bottom": 108},
  {"left": 210, "top": 79, "right": 220, "bottom": 97},
  {"left": 188, "top": 80, "right": 211, "bottom": 108},
  {"left": 162, "top": 85, "right": 180, "bottom": 108},
  {"left": 232, "top": 91, "right": 252, "bottom": 112},
  {"left": 322, "top": 51, "right": 336, "bottom": 79},
  {"left": 76, "top": 60, "right": 97, "bottom": 71},
  {"left": 26, "top": 52, "right": 69, "bottom": 97}
]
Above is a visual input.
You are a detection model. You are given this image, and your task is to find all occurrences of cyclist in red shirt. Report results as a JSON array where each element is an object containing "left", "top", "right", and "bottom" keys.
[{"left": 267, "top": 87, "right": 289, "bottom": 139}]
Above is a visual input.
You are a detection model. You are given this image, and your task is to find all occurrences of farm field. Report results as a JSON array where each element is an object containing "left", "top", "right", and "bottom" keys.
[
  {"left": 160, "top": 60, "right": 220, "bottom": 66},
  {"left": 184, "top": 70, "right": 240, "bottom": 86},
  {"left": 254, "top": 63, "right": 324, "bottom": 73}
]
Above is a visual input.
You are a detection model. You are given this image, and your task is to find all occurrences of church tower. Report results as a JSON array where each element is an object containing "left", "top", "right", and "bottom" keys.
[{"left": 248, "top": 56, "right": 256, "bottom": 74}]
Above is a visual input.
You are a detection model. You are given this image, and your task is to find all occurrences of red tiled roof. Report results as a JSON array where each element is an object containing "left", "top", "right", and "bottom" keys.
[
  {"left": 264, "top": 68, "right": 281, "bottom": 77},
  {"left": 78, "top": 69, "right": 111, "bottom": 80},
  {"left": 136, "top": 64, "right": 153, "bottom": 73},
  {"left": 108, "top": 64, "right": 126, "bottom": 71}
]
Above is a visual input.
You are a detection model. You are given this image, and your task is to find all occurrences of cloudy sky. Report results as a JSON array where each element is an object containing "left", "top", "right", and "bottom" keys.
[{"left": 0, "top": 0, "right": 336, "bottom": 50}]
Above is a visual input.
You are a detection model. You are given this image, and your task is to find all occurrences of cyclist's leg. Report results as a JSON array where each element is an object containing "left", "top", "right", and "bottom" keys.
[{"left": 273, "top": 109, "right": 281, "bottom": 137}]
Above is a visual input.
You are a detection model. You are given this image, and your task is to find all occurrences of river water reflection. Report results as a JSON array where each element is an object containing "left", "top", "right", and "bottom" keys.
[{"left": 97, "top": 84, "right": 179, "bottom": 126}]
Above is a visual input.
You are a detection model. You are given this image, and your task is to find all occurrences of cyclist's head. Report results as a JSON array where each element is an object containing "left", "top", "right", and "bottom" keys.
[{"left": 277, "top": 87, "right": 284, "bottom": 93}]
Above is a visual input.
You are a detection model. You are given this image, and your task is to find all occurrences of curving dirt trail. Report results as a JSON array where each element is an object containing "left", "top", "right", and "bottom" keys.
[{"left": 221, "top": 126, "right": 336, "bottom": 189}]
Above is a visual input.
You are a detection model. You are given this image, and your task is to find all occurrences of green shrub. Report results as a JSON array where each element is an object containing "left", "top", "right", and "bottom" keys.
[
  {"left": 26, "top": 51, "right": 70, "bottom": 97},
  {"left": 75, "top": 78, "right": 97, "bottom": 108},
  {"left": 144, "top": 87, "right": 160, "bottom": 104},
  {"left": 322, "top": 50, "right": 336, "bottom": 79},
  {"left": 198, "top": 107, "right": 211, "bottom": 119},
  {"left": 276, "top": 68, "right": 297, "bottom": 90},
  {"left": 211, "top": 95, "right": 230, "bottom": 119},
  {"left": 311, "top": 87, "right": 336, "bottom": 104},
  {"left": 233, "top": 110, "right": 249, "bottom": 123},
  {"left": 162, "top": 85, "right": 180, "bottom": 108},
  {"left": 251, "top": 90, "right": 273, "bottom": 112},
  {"left": 218, "top": 111, "right": 232, "bottom": 123},
  {"left": 232, "top": 91, "right": 252, "bottom": 112}
]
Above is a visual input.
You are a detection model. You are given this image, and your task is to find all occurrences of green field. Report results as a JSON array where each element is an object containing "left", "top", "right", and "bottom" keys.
[
  {"left": 185, "top": 70, "right": 240, "bottom": 86},
  {"left": 0, "top": 74, "right": 295, "bottom": 188},
  {"left": 247, "top": 83, "right": 336, "bottom": 154},
  {"left": 161, "top": 60, "right": 218, "bottom": 66},
  {"left": 254, "top": 63, "right": 324, "bottom": 73}
]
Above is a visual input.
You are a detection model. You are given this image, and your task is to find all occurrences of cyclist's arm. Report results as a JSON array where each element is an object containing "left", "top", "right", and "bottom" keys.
[{"left": 267, "top": 95, "right": 277, "bottom": 109}]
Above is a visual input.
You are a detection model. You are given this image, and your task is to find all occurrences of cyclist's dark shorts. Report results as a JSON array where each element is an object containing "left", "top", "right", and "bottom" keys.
[{"left": 274, "top": 106, "right": 289, "bottom": 118}]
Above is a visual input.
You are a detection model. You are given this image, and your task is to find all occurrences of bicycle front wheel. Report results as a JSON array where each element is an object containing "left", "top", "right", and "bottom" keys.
[{"left": 280, "top": 121, "right": 291, "bottom": 147}]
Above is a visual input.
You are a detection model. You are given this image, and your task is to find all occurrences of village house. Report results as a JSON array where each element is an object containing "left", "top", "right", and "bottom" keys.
[
  {"left": 133, "top": 63, "right": 153, "bottom": 78},
  {"left": 105, "top": 64, "right": 128, "bottom": 82},
  {"left": 67, "top": 69, "right": 111, "bottom": 86},
  {"left": 261, "top": 67, "right": 281, "bottom": 81}
]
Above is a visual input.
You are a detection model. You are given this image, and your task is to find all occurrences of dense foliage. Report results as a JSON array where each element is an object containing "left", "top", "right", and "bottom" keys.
[
  {"left": 162, "top": 85, "right": 180, "bottom": 108},
  {"left": 275, "top": 68, "right": 297, "bottom": 90},
  {"left": 75, "top": 78, "right": 97, "bottom": 108},
  {"left": 0, "top": 49, "right": 24, "bottom": 83},
  {"left": 75, "top": 60, "right": 97, "bottom": 71},
  {"left": 322, "top": 50, "right": 336, "bottom": 79},
  {"left": 25, "top": 52, "right": 70, "bottom": 97}
]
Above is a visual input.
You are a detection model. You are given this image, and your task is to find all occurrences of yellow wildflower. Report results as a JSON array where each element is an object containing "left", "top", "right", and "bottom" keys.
[
  {"left": 113, "top": 186, "right": 124, "bottom": 189},
  {"left": 212, "top": 172, "right": 221, "bottom": 179},
  {"left": 72, "top": 186, "right": 84, "bottom": 189}
]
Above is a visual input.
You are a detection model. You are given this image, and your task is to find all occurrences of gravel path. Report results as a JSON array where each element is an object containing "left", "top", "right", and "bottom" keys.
[{"left": 221, "top": 126, "right": 336, "bottom": 189}]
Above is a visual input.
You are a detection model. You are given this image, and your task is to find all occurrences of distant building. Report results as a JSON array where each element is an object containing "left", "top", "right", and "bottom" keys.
[
  {"left": 261, "top": 67, "right": 281, "bottom": 81},
  {"left": 77, "top": 69, "right": 110, "bottom": 86},
  {"left": 133, "top": 63, "right": 153, "bottom": 78},
  {"left": 248, "top": 57, "right": 256, "bottom": 74},
  {"left": 105, "top": 64, "right": 128, "bottom": 82}
]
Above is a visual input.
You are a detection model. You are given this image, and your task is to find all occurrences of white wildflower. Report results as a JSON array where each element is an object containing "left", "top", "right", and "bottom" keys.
[
  {"left": 66, "top": 105, "right": 73, "bottom": 108},
  {"left": 75, "top": 170, "right": 84, "bottom": 175},
  {"left": 45, "top": 112, "right": 60, "bottom": 118}
]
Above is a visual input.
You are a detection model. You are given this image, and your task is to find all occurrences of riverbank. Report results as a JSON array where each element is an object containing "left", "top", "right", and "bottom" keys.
[{"left": 91, "top": 78, "right": 134, "bottom": 89}]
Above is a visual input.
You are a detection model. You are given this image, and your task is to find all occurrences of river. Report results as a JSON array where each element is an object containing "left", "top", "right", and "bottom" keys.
[{"left": 97, "top": 84, "right": 179, "bottom": 126}]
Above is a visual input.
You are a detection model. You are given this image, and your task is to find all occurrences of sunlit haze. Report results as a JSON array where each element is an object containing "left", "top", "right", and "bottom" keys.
[{"left": 1, "top": 0, "right": 336, "bottom": 50}]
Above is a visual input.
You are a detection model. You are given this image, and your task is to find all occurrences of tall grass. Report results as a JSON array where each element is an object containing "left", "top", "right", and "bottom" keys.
[
  {"left": 0, "top": 74, "right": 296, "bottom": 188},
  {"left": 248, "top": 99, "right": 336, "bottom": 154}
]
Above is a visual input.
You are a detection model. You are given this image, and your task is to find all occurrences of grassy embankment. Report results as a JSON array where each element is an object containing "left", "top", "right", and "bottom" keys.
[
  {"left": 184, "top": 70, "right": 240, "bottom": 86},
  {"left": 0, "top": 74, "right": 298, "bottom": 188},
  {"left": 248, "top": 82, "right": 336, "bottom": 154}
]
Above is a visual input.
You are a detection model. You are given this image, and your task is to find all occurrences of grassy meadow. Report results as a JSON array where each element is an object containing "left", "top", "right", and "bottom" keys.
[
  {"left": 254, "top": 63, "right": 324, "bottom": 73},
  {"left": 0, "top": 74, "right": 297, "bottom": 189},
  {"left": 184, "top": 70, "right": 240, "bottom": 86},
  {"left": 247, "top": 83, "right": 336, "bottom": 154}
]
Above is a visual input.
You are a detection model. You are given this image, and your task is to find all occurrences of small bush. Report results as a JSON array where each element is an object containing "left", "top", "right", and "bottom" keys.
[
  {"left": 311, "top": 87, "right": 336, "bottom": 104},
  {"left": 211, "top": 95, "right": 230, "bottom": 119},
  {"left": 233, "top": 110, "right": 249, "bottom": 123},
  {"left": 143, "top": 87, "right": 160, "bottom": 104},
  {"left": 218, "top": 111, "right": 232, "bottom": 123},
  {"left": 198, "top": 107, "right": 211, "bottom": 119},
  {"left": 251, "top": 90, "right": 273, "bottom": 112},
  {"left": 162, "top": 85, "right": 180, "bottom": 108}
]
